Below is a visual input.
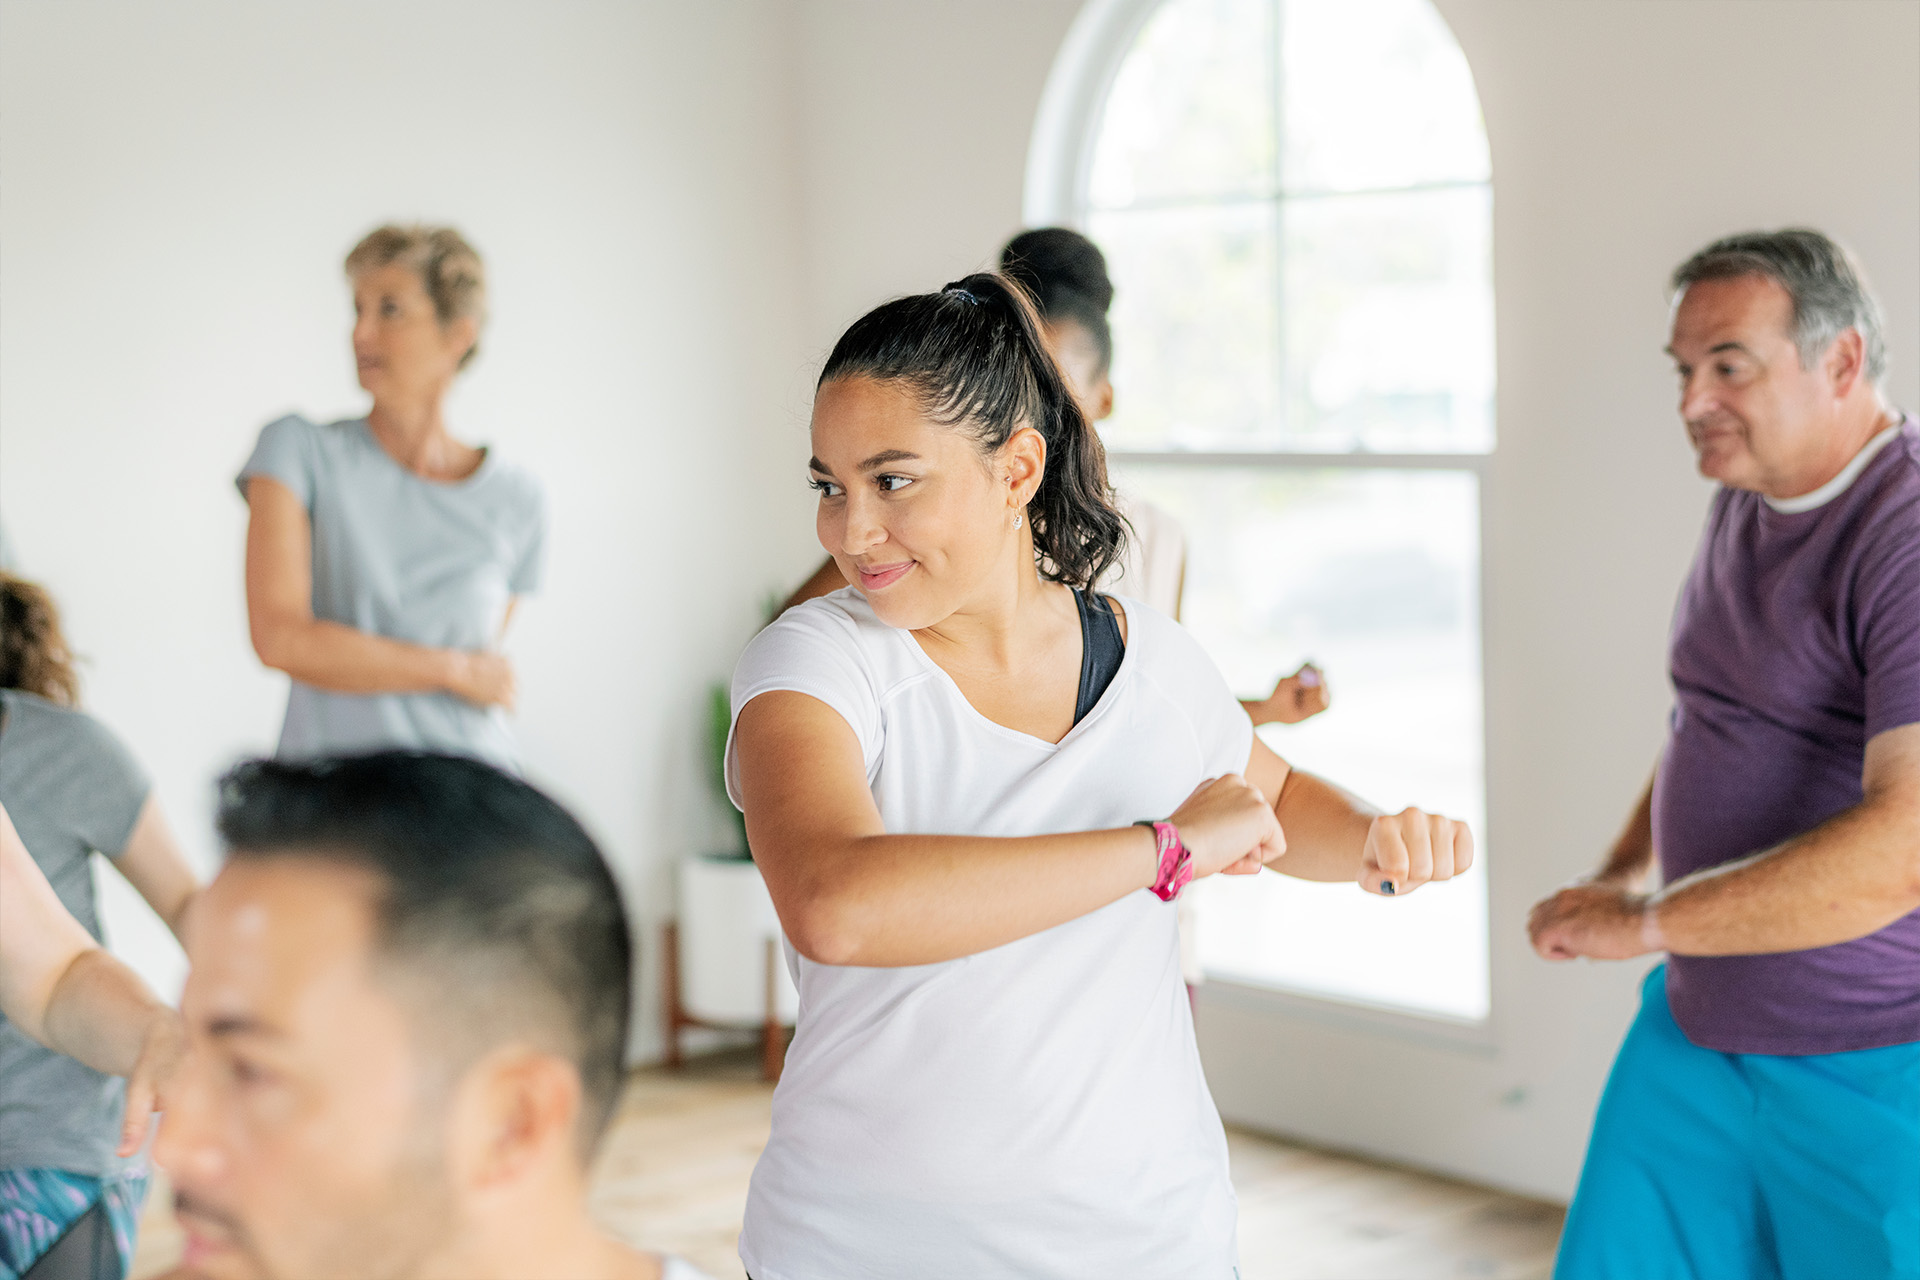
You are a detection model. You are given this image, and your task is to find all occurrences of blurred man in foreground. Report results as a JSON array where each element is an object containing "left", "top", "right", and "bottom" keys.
[{"left": 154, "top": 752, "right": 709, "bottom": 1280}]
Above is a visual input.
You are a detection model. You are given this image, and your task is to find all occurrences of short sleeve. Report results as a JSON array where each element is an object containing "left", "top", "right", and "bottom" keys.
[
  {"left": 67, "top": 713, "right": 151, "bottom": 859},
  {"left": 1858, "top": 512, "right": 1920, "bottom": 741},
  {"left": 725, "top": 602, "right": 884, "bottom": 809},
  {"left": 508, "top": 479, "right": 548, "bottom": 595},
  {"left": 237, "top": 414, "right": 318, "bottom": 508},
  {"left": 1130, "top": 602, "right": 1254, "bottom": 777}
]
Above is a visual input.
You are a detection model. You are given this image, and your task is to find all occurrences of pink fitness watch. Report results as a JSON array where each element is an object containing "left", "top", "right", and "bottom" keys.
[{"left": 1134, "top": 819, "right": 1193, "bottom": 902}]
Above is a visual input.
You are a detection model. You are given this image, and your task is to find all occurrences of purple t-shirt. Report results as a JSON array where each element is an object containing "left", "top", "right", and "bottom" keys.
[{"left": 1654, "top": 417, "right": 1920, "bottom": 1055}]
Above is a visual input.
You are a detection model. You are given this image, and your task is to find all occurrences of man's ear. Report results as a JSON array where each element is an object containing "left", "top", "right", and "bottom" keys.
[
  {"left": 1823, "top": 327, "right": 1868, "bottom": 400},
  {"left": 446, "top": 1047, "right": 583, "bottom": 1193}
]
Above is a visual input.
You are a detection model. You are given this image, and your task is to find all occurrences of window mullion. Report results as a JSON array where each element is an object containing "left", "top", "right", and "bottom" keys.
[{"left": 1270, "top": 0, "right": 1287, "bottom": 446}]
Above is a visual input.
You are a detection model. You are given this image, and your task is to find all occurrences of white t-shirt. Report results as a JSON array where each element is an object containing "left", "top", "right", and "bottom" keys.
[{"left": 726, "top": 588, "right": 1252, "bottom": 1280}]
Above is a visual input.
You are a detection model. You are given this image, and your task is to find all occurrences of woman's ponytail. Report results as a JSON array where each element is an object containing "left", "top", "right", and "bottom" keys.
[{"left": 818, "top": 271, "right": 1128, "bottom": 591}]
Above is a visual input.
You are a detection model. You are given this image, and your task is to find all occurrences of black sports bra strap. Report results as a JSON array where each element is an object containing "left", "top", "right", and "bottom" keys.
[{"left": 1073, "top": 588, "right": 1126, "bottom": 726}]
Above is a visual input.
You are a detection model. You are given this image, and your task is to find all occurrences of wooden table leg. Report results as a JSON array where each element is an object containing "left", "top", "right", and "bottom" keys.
[
  {"left": 762, "top": 935, "right": 787, "bottom": 1083},
  {"left": 663, "top": 918, "right": 684, "bottom": 1071}
]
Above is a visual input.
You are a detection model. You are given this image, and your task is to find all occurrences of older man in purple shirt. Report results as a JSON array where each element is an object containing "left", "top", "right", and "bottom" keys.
[{"left": 1529, "top": 228, "right": 1920, "bottom": 1279}]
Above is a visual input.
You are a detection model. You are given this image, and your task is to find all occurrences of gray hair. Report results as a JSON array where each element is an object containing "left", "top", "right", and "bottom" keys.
[{"left": 1671, "top": 228, "right": 1887, "bottom": 385}]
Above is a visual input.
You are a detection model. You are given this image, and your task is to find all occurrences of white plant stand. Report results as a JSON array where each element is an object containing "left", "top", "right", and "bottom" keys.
[{"left": 663, "top": 853, "right": 799, "bottom": 1081}]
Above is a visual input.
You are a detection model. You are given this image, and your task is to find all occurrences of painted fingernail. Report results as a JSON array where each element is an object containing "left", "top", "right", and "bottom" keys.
[{"left": 1379, "top": 880, "right": 1396, "bottom": 895}]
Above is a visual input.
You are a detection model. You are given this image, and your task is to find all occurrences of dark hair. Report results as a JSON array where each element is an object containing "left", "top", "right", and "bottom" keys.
[
  {"left": 1001, "top": 227, "right": 1115, "bottom": 374},
  {"left": 216, "top": 751, "right": 632, "bottom": 1156},
  {"left": 819, "top": 272, "right": 1127, "bottom": 590},
  {"left": 0, "top": 573, "right": 81, "bottom": 707},
  {"left": 1671, "top": 228, "right": 1887, "bottom": 384}
]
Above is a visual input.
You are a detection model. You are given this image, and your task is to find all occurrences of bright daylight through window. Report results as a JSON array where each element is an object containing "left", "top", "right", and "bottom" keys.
[{"left": 1081, "top": 0, "right": 1493, "bottom": 1019}]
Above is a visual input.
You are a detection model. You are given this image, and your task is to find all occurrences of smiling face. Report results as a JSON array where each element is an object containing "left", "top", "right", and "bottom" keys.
[
  {"left": 1668, "top": 274, "right": 1852, "bottom": 496},
  {"left": 154, "top": 859, "right": 453, "bottom": 1280},
  {"left": 350, "top": 262, "right": 476, "bottom": 408},
  {"left": 808, "top": 376, "right": 1044, "bottom": 630}
]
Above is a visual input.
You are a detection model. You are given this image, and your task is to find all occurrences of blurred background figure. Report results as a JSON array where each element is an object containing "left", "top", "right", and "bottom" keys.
[
  {"left": 782, "top": 228, "right": 1329, "bottom": 728},
  {"left": 1, "top": 801, "right": 185, "bottom": 1280},
  {"left": 239, "top": 225, "right": 546, "bottom": 772},
  {"left": 154, "top": 753, "right": 709, "bottom": 1280},
  {"left": 1, "top": 574, "right": 198, "bottom": 1280}
]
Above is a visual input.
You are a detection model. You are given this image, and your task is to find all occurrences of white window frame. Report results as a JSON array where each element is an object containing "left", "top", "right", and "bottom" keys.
[{"left": 1025, "top": 0, "right": 1496, "bottom": 1039}]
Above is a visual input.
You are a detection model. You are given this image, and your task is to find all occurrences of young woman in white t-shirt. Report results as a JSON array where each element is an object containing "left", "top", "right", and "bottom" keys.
[{"left": 727, "top": 273, "right": 1472, "bottom": 1280}]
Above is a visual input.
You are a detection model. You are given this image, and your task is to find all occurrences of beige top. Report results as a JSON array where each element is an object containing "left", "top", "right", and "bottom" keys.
[{"left": 1100, "top": 492, "right": 1187, "bottom": 618}]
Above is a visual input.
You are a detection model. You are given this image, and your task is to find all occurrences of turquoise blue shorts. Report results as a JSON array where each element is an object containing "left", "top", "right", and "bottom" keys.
[
  {"left": 0, "top": 1168, "right": 148, "bottom": 1280},
  {"left": 1556, "top": 964, "right": 1920, "bottom": 1280}
]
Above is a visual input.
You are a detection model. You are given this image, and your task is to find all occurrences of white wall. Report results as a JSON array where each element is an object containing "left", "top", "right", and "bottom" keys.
[
  {"left": 0, "top": 0, "right": 822, "bottom": 1060},
  {"left": 788, "top": 0, "right": 1086, "bottom": 349}
]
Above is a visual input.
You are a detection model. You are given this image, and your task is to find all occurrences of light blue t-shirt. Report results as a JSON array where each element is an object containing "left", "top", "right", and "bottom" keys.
[
  {"left": 238, "top": 415, "right": 545, "bottom": 770},
  {"left": 0, "top": 690, "right": 149, "bottom": 1176}
]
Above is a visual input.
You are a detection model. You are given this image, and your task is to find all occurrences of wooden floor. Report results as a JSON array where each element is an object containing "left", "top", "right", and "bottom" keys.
[{"left": 133, "top": 1050, "right": 1563, "bottom": 1279}]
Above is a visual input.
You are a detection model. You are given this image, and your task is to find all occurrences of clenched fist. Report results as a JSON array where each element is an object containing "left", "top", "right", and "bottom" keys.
[{"left": 1359, "top": 808, "right": 1474, "bottom": 896}]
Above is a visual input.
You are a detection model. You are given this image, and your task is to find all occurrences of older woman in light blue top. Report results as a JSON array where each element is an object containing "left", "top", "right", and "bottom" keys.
[{"left": 239, "top": 225, "right": 545, "bottom": 770}]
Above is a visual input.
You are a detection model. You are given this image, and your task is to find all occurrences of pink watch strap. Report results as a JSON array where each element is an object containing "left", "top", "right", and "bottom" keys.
[{"left": 1138, "top": 820, "right": 1193, "bottom": 902}]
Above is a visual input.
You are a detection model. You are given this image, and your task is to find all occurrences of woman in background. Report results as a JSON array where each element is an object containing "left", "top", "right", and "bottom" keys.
[
  {"left": 0, "top": 574, "right": 196, "bottom": 1280},
  {"left": 240, "top": 225, "right": 545, "bottom": 771},
  {"left": 784, "top": 228, "right": 1327, "bottom": 726},
  {"left": 729, "top": 274, "right": 1471, "bottom": 1278}
]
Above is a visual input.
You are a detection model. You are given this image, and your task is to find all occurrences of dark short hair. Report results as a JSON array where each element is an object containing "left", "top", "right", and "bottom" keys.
[
  {"left": 215, "top": 752, "right": 632, "bottom": 1155},
  {"left": 1001, "top": 227, "right": 1115, "bottom": 374},
  {"left": 1671, "top": 228, "right": 1887, "bottom": 384},
  {"left": 819, "top": 272, "right": 1128, "bottom": 591}
]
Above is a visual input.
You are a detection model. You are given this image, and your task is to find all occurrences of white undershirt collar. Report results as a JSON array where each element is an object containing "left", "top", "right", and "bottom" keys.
[{"left": 1762, "top": 420, "right": 1907, "bottom": 514}]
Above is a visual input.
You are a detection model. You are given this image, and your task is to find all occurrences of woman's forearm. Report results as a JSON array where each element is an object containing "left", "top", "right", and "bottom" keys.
[
  {"left": 40, "top": 948, "right": 170, "bottom": 1079},
  {"left": 755, "top": 823, "right": 1159, "bottom": 968},
  {"left": 245, "top": 473, "right": 487, "bottom": 699},
  {"left": 1269, "top": 770, "right": 1377, "bottom": 881},
  {"left": 254, "top": 615, "right": 457, "bottom": 696}
]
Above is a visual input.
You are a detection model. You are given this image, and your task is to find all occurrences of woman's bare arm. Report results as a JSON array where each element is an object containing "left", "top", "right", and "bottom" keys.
[
  {"left": 1, "top": 804, "right": 183, "bottom": 1153},
  {"left": 244, "top": 476, "right": 513, "bottom": 707},
  {"left": 0, "top": 803, "right": 107, "bottom": 1048},
  {"left": 115, "top": 795, "right": 199, "bottom": 942},
  {"left": 1244, "top": 734, "right": 1473, "bottom": 894},
  {"left": 736, "top": 691, "right": 1281, "bottom": 967}
]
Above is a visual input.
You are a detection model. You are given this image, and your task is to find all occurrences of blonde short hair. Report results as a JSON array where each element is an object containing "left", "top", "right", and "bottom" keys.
[{"left": 345, "top": 224, "right": 487, "bottom": 369}]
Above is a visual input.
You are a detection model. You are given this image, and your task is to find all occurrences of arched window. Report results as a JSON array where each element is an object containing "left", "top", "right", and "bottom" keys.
[{"left": 1030, "top": 0, "right": 1493, "bottom": 1021}]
